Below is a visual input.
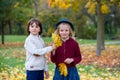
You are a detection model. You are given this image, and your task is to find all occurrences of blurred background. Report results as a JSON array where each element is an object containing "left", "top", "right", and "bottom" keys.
[
  {"left": 0, "top": 0, "right": 120, "bottom": 80},
  {"left": 0, "top": 0, "right": 120, "bottom": 39}
]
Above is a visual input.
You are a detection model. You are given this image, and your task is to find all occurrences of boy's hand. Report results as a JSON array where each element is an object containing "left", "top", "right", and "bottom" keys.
[
  {"left": 33, "top": 54, "right": 40, "bottom": 56},
  {"left": 52, "top": 43, "right": 56, "bottom": 50},
  {"left": 44, "top": 71, "right": 49, "bottom": 79}
]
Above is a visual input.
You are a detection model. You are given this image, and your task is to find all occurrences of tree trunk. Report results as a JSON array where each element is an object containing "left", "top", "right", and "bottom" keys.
[
  {"left": 101, "top": 19, "right": 105, "bottom": 50},
  {"left": 96, "top": 0, "right": 105, "bottom": 56},
  {"left": 8, "top": 20, "right": 12, "bottom": 34},
  {"left": 34, "top": 0, "right": 38, "bottom": 18},
  {"left": 1, "top": 21, "right": 4, "bottom": 44}
]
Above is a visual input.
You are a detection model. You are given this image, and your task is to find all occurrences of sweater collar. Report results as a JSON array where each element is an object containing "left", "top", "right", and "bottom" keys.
[{"left": 30, "top": 33, "right": 40, "bottom": 38}]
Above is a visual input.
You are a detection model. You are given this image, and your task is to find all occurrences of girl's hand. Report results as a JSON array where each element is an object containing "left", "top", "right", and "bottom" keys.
[
  {"left": 64, "top": 58, "right": 74, "bottom": 64},
  {"left": 44, "top": 71, "right": 49, "bottom": 79}
]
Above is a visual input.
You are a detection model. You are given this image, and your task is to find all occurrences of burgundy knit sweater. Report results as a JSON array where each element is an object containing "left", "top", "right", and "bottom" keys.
[{"left": 51, "top": 38, "right": 82, "bottom": 68}]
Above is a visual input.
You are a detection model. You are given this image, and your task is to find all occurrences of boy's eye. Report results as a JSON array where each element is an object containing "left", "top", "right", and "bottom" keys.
[
  {"left": 36, "top": 26, "right": 39, "bottom": 28},
  {"left": 31, "top": 26, "right": 34, "bottom": 28}
]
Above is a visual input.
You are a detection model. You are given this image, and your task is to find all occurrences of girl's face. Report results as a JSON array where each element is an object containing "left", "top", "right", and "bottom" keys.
[
  {"left": 59, "top": 24, "right": 70, "bottom": 40},
  {"left": 29, "top": 22, "right": 40, "bottom": 35}
]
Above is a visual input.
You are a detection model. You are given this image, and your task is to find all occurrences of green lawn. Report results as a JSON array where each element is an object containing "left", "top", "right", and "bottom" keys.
[
  {"left": 0, "top": 47, "right": 120, "bottom": 80},
  {"left": 0, "top": 35, "right": 120, "bottom": 80},
  {"left": 0, "top": 35, "right": 27, "bottom": 42},
  {"left": 0, "top": 35, "right": 120, "bottom": 45}
]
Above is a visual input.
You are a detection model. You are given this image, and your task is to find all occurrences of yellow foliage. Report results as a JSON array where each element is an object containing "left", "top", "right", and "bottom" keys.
[
  {"left": 118, "top": 2, "right": 120, "bottom": 8},
  {"left": 58, "top": 0, "right": 71, "bottom": 9},
  {"left": 48, "top": 0, "right": 55, "bottom": 8},
  {"left": 71, "top": 0, "right": 82, "bottom": 12},
  {"left": 85, "top": 1, "right": 92, "bottom": 8},
  {"left": 58, "top": 63, "right": 68, "bottom": 76},
  {"left": 101, "top": 4, "right": 110, "bottom": 14},
  {"left": 47, "top": 27, "right": 54, "bottom": 37},
  {"left": 85, "top": 1, "right": 97, "bottom": 15},
  {"left": 48, "top": 0, "right": 72, "bottom": 9},
  {"left": 14, "top": 2, "right": 19, "bottom": 8},
  {"left": 52, "top": 33, "right": 62, "bottom": 47},
  {"left": 0, "top": 67, "right": 26, "bottom": 80},
  {"left": 88, "top": 2, "right": 97, "bottom": 15},
  {"left": 85, "top": 1, "right": 111, "bottom": 15}
]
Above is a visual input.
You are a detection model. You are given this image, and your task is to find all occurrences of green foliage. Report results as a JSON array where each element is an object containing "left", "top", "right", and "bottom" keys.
[
  {"left": 47, "top": 27, "right": 54, "bottom": 37},
  {"left": 0, "top": 0, "right": 120, "bottom": 39},
  {"left": 0, "top": 0, "right": 34, "bottom": 35},
  {"left": 0, "top": 35, "right": 27, "bottom": 42},
  {"left": 40, "top": 13, "right": 59, "bottom": 36},
  {"left": 0, "top": 0, "right": 13, "bottom": 21},
  {"left": 82, "top": 25, "right": 96, "bottom": 39}
]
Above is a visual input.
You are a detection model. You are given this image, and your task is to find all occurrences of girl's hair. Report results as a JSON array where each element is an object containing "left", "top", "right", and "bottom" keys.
[
  {"left": 55, "top": 23, "right": 75, "bottom": 39},
  {"left": 27, "top": 18, "right": 42, "bottom": 35}
]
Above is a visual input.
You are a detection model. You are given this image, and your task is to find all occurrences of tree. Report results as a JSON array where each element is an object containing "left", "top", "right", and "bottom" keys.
[
  {"left": 0, "top": 0, "right": 34, "bottom": 44},
  {"left": 47, "top": 0, "right": 120, "bottom": 56},
  {"left": 0, "top": 0, "right": 13, "bottom": 44}
]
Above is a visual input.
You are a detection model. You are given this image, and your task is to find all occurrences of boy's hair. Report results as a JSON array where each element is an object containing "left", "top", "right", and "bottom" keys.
[
  {"left": 27, "top": 18, "right": 42, "bottom": 35},
  {"left": 55, "top": 23, "right": 75, "bottom": 39}
]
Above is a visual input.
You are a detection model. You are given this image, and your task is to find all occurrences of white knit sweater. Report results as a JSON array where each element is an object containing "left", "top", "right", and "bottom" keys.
[{"left": 24, "top": 34, "right": 52, "bottom": 71}]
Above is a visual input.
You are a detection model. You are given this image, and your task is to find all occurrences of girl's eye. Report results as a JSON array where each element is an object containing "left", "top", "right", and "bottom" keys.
[
  {"left": 60, "top": 30, "right": 63, "bottom": 32},
  {"left": 65, "top": 30, "right": 68, "bottom": 31}
]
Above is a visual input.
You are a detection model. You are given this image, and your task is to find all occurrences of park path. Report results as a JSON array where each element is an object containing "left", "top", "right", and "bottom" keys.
[
  {"left": 105, "top": 41, "right": 120, "bottom": 44},
  {"left": 80, "top": 41, "right": 120, "bottom": 46}
]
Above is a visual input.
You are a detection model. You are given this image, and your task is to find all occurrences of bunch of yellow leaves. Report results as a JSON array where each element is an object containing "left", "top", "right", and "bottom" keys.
[
  {"left": 101, "top": 4, "right": 110, "bottom": 14},
  {"left": 58, "top": 63, "right": 68, "bottom": 77},
  {"left": 85, "top": 1, "right": 97, "bottom": 15},
  {"left": 52, "top": 33, "right": 62, "bottom": 47}
]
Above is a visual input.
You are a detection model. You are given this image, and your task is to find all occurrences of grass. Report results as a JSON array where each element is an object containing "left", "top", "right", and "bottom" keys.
[
  {"left": 0, "top": 47, "right": 25, "bottom": 69},
  {"left": 0, "top": 47, "right": 120, "bottom": 80},
  {"left": 0, "top": 35, "right": 120, "bottom": 45},
  {"left": 0, "top": 35, "right": 120, "bottom": 80},
  {"left": 0, "top": 35, "right": 27, "bottom": 42}
]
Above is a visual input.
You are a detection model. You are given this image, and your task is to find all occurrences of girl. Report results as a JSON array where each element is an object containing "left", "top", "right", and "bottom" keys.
[
  {"left": 51, "top": 18, "right": 82, "bottom": 80},
  {"left": 24, "top": 18, "right": 55, "bottom": 80}
]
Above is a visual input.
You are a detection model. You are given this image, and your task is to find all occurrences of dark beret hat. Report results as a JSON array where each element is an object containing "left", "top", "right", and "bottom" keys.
[{"left": 55, "top": 18, "right": 74, "bottom": 31}]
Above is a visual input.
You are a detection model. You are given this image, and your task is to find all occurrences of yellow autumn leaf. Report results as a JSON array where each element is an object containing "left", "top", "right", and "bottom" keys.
[
  {"left": 101, "top": 4, "right": 110, "bottom": 14},
  {"left": 85, "top": 1, "right": 97, "bottom": 15},
  {"left": 85, "top": 1, "right": 92, "bottom": 8},
  {"left": 58, "top": 63, "right": 68, "bottom": 76},
  {"left": 52, "top": 33, "right": 62, "bottom": 47}
]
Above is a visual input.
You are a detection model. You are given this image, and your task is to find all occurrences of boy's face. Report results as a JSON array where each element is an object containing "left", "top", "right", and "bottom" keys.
[
  {"left": 29, "top": 22, "right": 40, "bottom": 35},
  {"left": 59, "top": 23, "right": 70, "bottom": 40}
]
